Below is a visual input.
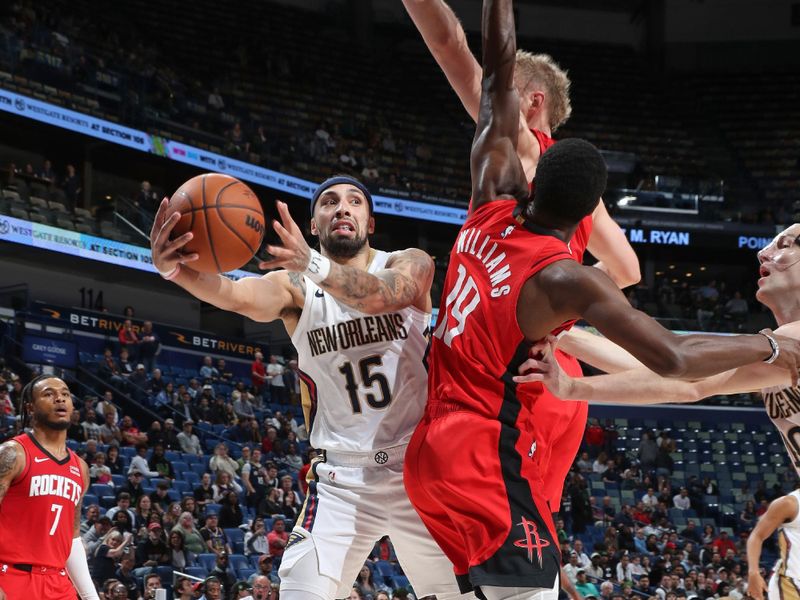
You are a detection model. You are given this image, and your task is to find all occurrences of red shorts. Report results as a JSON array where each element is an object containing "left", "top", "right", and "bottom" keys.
[
  {"left": 405, "top": 410, "right": 560, "bottom": 594},
  {"left": 523, "top": 350, "right": 587, "bottom": 513},
  {"left": 0, "top": 563, "right": 75, "bottom": 600}
]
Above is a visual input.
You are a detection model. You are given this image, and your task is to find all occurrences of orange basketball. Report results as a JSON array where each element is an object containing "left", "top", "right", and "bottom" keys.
[{"left": 167, "top": 173, "right": 265, "bottom": 274}]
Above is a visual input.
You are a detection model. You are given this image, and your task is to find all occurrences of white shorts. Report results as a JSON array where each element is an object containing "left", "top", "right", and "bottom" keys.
[
  {"left": 278, "top": 447, "right": 468, "bottom": 599},
  {"left": 768, "top": 572, "right": 800, "bottom": 600}
]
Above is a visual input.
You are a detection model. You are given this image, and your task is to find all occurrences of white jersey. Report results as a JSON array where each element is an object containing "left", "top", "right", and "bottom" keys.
[
  {"left": 290, "top": 250, "right": 430, "bottom": 453},
  {"left": 761, "top": 384, "right": 800, "bottom": 476},
  {"left": 769, "top": 490, "right": 800, "bottom": 599}
]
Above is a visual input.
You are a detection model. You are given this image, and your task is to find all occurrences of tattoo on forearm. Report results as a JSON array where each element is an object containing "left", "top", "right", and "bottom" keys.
[
  {"left": 288, "top": 271, "right": 306, "bottom": 296},
  {"left": 0, "top": 442, "right": 18, "bottom": 504},
  {"left": 319, "top": 252, "right": 429, "bottom": 311}
]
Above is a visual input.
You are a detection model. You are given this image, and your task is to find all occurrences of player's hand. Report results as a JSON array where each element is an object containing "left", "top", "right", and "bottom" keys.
[
  {"left": 150, "top": 197, "right": 199, "bottom": 274},
  {"left": 747, "top": 571, "right": 767, "bottom": 600},
  {"left": 0, "top": 586, "right": 6, "bottom": 600},
  {"left": 259, "top": 201, "right": 312, "bottom": 272},
  {"left": 512, "top": 336, "right": 577, "bottom": 399},
  {"left": 769, "top": 331, "right": 800, "bottom": 387}
]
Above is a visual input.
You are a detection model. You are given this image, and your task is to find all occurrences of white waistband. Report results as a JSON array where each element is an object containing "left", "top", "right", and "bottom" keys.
[{"left": 323, "top": 444, "right": 407, "bottom": 467}]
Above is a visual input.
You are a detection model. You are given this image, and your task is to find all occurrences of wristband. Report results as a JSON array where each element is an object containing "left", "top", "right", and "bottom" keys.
[
  {"left": 158, "top": 264, "right": 181, "bottom": 280},
  {"left": 759, "top": 329, "right": 780, "bottom": 364},
  {"left": 303, "top": 248, "right": 331, "bottom": 284}
]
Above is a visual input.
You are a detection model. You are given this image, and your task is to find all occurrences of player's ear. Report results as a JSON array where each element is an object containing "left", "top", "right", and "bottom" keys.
[
  {"left": 527, "top": 91, "right": 545, "bottom": 118},
  {"left": 309, "top": 218, "right": 319, "bottom": 236},
  {"left": 367, "top": 215, "right": 375, "bottom": 235}
]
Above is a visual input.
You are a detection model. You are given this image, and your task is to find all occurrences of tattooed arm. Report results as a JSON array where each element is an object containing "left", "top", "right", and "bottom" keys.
[
  {"left": 0, "top": 440, "right": 24, "bottom": 505},
  {"left": 317, "top": 248, "right": 435, "bottom": 314}
]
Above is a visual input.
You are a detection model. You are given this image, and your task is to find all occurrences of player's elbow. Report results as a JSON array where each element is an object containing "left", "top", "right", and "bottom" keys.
[
  {"left": 617, "top": 263, "right": 642, "bottom": 289},
  {"left": 646, "top": 350, "right": 688, "bottom": 379}
]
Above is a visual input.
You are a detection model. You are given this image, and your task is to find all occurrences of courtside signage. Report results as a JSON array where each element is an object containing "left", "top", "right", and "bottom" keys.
[
  {"left": 22, "top": 334, "right": 78, "bottom": 368},
  {"left": 0, "top": 214, "right": 255, "bottom": 280},
  {"left": 0, "top": 88, "right": 468, "bottom": 225}
]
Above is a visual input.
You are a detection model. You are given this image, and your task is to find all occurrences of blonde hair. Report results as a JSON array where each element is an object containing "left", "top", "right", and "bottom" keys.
[{"left": 515, "top": 51, "right": 572, "bottom": 132}]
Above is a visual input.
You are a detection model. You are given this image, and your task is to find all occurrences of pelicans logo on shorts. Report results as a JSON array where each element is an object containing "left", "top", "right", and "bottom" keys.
[{"left": 286, "top": 531, "right": 308, "bottom": 549}]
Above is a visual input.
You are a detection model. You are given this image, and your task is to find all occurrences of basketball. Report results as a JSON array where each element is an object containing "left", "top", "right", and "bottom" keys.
[{"left": 167, "top": 173, "right": 265, "bottom": 274}]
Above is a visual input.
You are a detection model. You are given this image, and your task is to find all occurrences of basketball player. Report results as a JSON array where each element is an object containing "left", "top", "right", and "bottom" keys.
[
  {"left": 403, "top": 0, "right": 800, "bottom": 597},
  {"left": 513, "top": 224, "right": 800, "bottom": 481},
  {"left": 746, "top": 489, "right": 800, "bottom": 600},
  {"left": 150, "top": 176, "right": 471, "bottom": 600},
  {"left": 403, "top": 0, "right": 640, "bottom": 558},
  {"left": 0, "top": 375, "right": 97, "bottom": 600}
]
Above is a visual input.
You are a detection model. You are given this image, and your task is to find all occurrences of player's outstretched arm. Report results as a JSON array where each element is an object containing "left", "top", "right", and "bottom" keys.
[
  {"left": 587, "top": 202, "right": 641, "bottom": 288},
  {"left": 401, "top": 0, "right": 539, "bottom": 176},
  {"left": 469, "top": 0, "right": 529, "bottom": 212},
  {"left": 150, "top": 197, "right": 300, "bottom": 323},
  {"left": 558, "top": 327, "right": 644, "bottom": 374},
  {"left": 747, "top": 494, "right": 797, "bottom": 600},
  {"left": 525, "top": 260, "right": 800, "bottom": 380},
  {"left": 260, "top": 203, "right": 434, "bottom": 314}
]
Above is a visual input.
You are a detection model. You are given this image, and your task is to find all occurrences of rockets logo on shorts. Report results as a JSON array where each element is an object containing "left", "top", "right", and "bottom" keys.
[{"left": 513, "top": 517, "right": 550, "bottom": 567}]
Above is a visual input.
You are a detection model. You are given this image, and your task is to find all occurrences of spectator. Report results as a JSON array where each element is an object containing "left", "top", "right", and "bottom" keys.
[
  {"left": 673, "top": 487, "right": 691, "bottom": 510},
  {"left": 200, "top": 355, "right": 219, "bottom": 381},
  {"left": 194, "top": 473, "right": 215, "bottom": 510},
  {"left": 67, "top": 411, "right": 84, "bottom": 441},
  {"left": 585, "top": 418, "right": 605, "bottom": 457},
  {"left": 171, "top": 511, "right": 206, "bottom": 555},
  {"left": 63, "top": 163, "right": 81, "bottom": 205},
  {"left": 150, "top": 481, "right": 172, "bottom": 513},
  {"left": 118, "top": 348, "right": 135, "bottom": 378},
  {"left": 280, "top": 491, "right": 299, "bottom": 522},
  {"left": 248, "top": 557, "right": 278, "bottom": 587},
  {"left": 139, "top": 321, "right": 160, "bottom": 373},
  {"left": 251, "top": 352, "right": 267, "bottom": 397},
  {"left": 212, "top": 471, "right": 243, "bottom": 503},
  {"left": 242, "top": 448, "right": 267, "bottom": 508},
  {"left": 286, "top": 359, "right": 300, "bottom": 404},
  {"left": 639, "top": 432, "right": 658, "bottom": 471},
  {"left": 82, "top": 515, "right": 113, "bottom": 556},
  {"left": 216, "top": 359, "right": 232, "bottom": 382},
  {"left": 102, "top": 444, "right": 122, "bottom": 475},
  {"left": 208, "top": 554, "right": 237, "bottom": 597},
  {"left": 575, "top": 570, "right": 599, "bottom": 598},
  {"left": 120, "top": 415, "right": 148, "bottom": 446},
  {"left": 100, "top": 411, "right": 122, "bottom": 445},
  {"left": 92, "top": 530, "right": 134, "bottom": 587},
  {"left": 267, "top": 518, "right": 289, "bottom": 558},
  {"left": 129, "top": 444, "right": 159, "bottom": 478},
  {"left": 258, "top": 487, "right": 282, "bottom": 518},
  {"left": 168, "top": 530, "right": 195, "bottom": 572},
  {"left": 118, "top": 471, "right": 147, "bottom": 505},
  {"left": 355, "top": 564, "right": 391, "bottom": 599},
  {"left": 161, "top": 418, "right": 181, "bottom": 450},
  {"left": 593, "top": 452, "right": 609, "bottom": 475},
  {"left": 209, "top": 443, "right": 239, "bottom": 478},
  {"left": 208, "top": 87, "right": 225, "bottom": 110},
  {"left": 178, "top": 419, "right": 202, "bottom": 455},
  {"left": 642, "top": 487, "right": 659, "bottom": 508},
  {"left": 655, "top": 441, "right": 674, "bottom": 476},
  {"left": 148, "top": 443, "right": 176, "bottom": 479},
  {"left": 267, "top": 356, "right": 288, "bottom": 404},
  {"left": 712, "top": 530, "right": 736, "bottom": 556},
  {"left": 90, "top": 452, "right": 113, "bottom": 486},
  {"left": 586, "top": 553, "right": 604, "bottom": 580},
  {"left": 233, "top": 389, "right": 255, "bottom": 419},
  {"left": 576, "top": 452, "right": 592, "bottom": 472},
  {"left": 143, "top": 573, "right": 163, "bottom": 600},
  {"left": 616, "top": 552, "right": 634, "bottom": 583},
  {"left": 219, "top": 491, "right": 244, "bottom": 528},
  {"left": 244, "top": 517, "right": 269, "bottom": 556},
  {"left": 173, "top": 576, "right": 195, "bottom": 600},
  {"left": 563, "top": 551, "right": 582, "bottom": 584},
  {"left": 200, "top": 512, "right": 232, "bottom": 556},
  {"left": 118, "top": 320, "right": 139, "bottom": 357},
  {"left": 99, "top": 348, "right": 127, "bottom": 389},
  {"left": 135, "top": 181, "right": 159, "bottom": 211}
]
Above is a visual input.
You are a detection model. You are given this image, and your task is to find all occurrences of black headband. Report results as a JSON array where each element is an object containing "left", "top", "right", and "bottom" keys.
[{"left": 310, "top": 176, "right": 373, "bottom": 216}]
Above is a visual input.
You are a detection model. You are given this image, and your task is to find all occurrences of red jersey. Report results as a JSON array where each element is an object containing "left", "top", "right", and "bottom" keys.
[
  {"left": 0, "top": 432, "right": 83, "bottom": 567},
  {"left": 429, "top": 200, "right": 576, "bottom": 419}
]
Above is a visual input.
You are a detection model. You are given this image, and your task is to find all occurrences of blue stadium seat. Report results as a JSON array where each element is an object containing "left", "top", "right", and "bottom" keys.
[
  {"left": 392, "top": 575, "right": 410, "bottom": 589},
  {"left": 100, "top": 495, "right": 116, "bottom": 508},
  {"left": 206, "top": 503, "right": 222, "bottom": 515},
  {"left": 182, "top": 471, "right": 200, "bottom": 486},
  {"left": 375, "top": 560, "right": 396, "bottom": 578},
  {"left": 172, "top": 461, "right": 188, "bottom": 474},
  {"left": 238, "top": 568, "right": 256, "bottom": 580},
  {"left": 156, "top": 566, "right": 173, "bottom": 582},
  {"left": 229, "top": 554, "right": 249, "bottom": 574},
  {"left": 173, "top": 481, "right": 190, "bottom": 494},
  {"left": 90, "top": 483, "right": 113, "bottom": 497},
  {"left": 165, "top": 451, "right": 182, "bottom": 462},
  {"left": 111, "top": 475, "right": 125, "bottom": 487},
  {"left": 225, "top": 528, "right": 245, "bottom": 548},
  {"left": 83, "top": 494, "right": 99, "bottom": 509},
  {"left": 119, "top": 447, "right": 136, "bottom": 458},
  {"left": 197, "top": 554, "right": 218, "bottom": 572}
]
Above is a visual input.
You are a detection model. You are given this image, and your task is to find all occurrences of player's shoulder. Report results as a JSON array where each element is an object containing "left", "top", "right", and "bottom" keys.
[
  {"left": 384, "top": 247, "right": 434, "bottom": 269},
  {"left": 0, "top": 437, "right": 25, "bottom": 478},
  {"left": 769, "top": 492, "right": 800, "bottom": 519}
]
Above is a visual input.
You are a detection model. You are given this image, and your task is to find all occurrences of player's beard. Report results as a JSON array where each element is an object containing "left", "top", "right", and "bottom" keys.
[
  {"left": 33, "top": 410, "right": 71, "bottom": 431},
  {"left": 320, "top": 231, "right": 368, "bottom": 259}
]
